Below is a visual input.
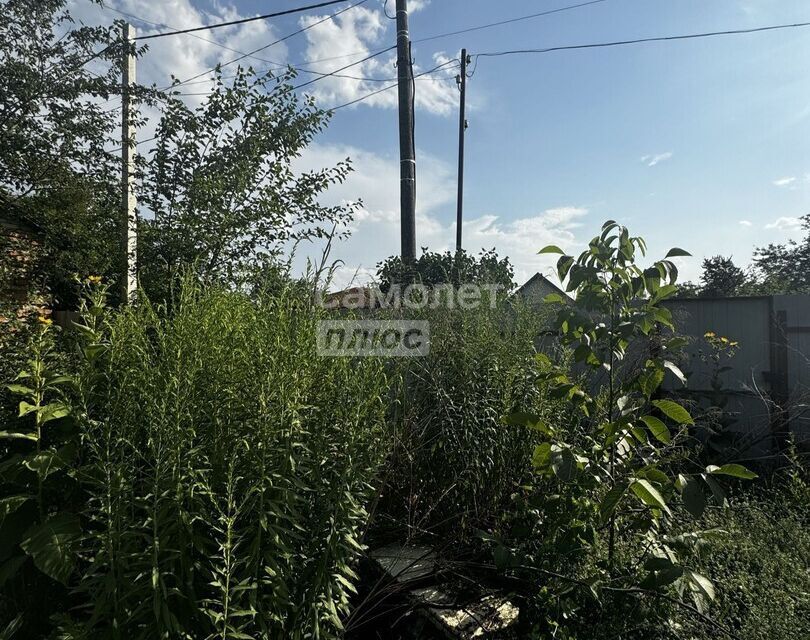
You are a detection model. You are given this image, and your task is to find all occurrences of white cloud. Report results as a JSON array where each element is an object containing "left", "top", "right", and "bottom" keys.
[
  {"left": 291, "top": 143, "right": 588, "bottom": 290},
  {"left": 773, "top": 176, "right": 797, "bottom": 187},
  {"left": 298, "top": 6, "right": 457, "bottom": 114},
  {"left": 408, "top": 0, "right": 432, "bottom": 12},
  {"left": 640, "top": 152, "right": 673, "bottom": 167},
  {"left": 66, "top": 0, "right": 292, "bottom": 144},
  {"left": 738, "top": 220, "right": 753, "bottom": 227},
  {"left": 765, "top": 216, "right": 802, "bottom": 230}
]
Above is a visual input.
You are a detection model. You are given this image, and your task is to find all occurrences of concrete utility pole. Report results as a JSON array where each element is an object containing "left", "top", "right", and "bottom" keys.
[
  {"left": 395, "top": 0, "right": 416, "bottom": 263},
  {"left": 121, "top": 23, "right": 138, "bottom": 303},
  {"left": 455, "top": 48, "right": 469, "bottom": 253}
]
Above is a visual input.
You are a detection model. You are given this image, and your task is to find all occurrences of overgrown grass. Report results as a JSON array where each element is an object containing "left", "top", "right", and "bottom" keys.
[
  {"left": 375, "top": 300, "right": 562, "bottom": 544},
  {"left": 2, "top": 281, "right": 395, "bottom": 639},
  {"left": 679, "top": 460, "right": 810, "bottom": 640}
]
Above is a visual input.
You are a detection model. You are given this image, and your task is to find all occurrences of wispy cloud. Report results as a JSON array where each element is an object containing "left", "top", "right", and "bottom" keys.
[
  {"left": 772, "top": 176, "right": 797, "bottom": 187},
  {"left": 738, "top": 220, "right": 753, "bottom": 227},
  {"left": 765, "top": 216, "right": 802, "bottom": 230},
  {"left": 292, "top": 143, "right": 589, "bottom": 290},
  {"left": 299, "top": 6, "right": 457, "bottom": 115},
  {"left": 640, "top": 152, "right": 673, "bottom": 167}
]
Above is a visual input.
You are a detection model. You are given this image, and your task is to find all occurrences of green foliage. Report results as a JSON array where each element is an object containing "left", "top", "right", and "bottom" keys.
[
  {"left": 1, "top": 279, "right": 392, "bottom": 639},
  {"left": 376, "top": 248, "right": 515, "bottom": 292},
  {"left": 138, "top": 67, "right": 358, "bottom": 301},
  {"left": 682, "top": 218, "right": 810, "bottom": 297},
  {"left": 675, "top": 459, "right": 810, "bottom": 640},
  {"left": 0, "top": 0, "right": 126, "bottom": 307},
  {"left": 698, "top": 255, "right": 750, "bottom": 297},
  {"left": 753, "top": 213, "right": 810, "bottom": 294},
  {"left": 498, "top": 221, "right": 756, "bottom": 633},
  {"left": 0, "top": 320, "right": 80, "bottom": 636},
  {"left": 378, "top": 300, "right": 558, "bottom": 541}
]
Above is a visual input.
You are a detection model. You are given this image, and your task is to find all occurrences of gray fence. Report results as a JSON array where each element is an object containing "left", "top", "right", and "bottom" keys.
[{"left": 664, "top": 295, "right": 810, "bottom": 456}]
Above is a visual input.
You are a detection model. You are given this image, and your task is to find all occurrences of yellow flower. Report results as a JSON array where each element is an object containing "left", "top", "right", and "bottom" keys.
[
  {"left": 730, "top": 341, "right": 739, "bottom": 347},
  {"left": 88, "top": 275, "right": 102, "bottom": 284},
  {"left": 720, "top": 337, "right": 729, "bottom": 344},
  {"left": 37, "top": 315, "right": 53, "bottom": 326},
  {"left": 704, "top": 331, "right": 716, "bottom": 339}
]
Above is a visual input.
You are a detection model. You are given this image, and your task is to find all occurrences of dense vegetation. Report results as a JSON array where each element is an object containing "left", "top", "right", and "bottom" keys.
[
  {"left": 1, "top": 3, "right": 808, "bottom": 639},
  {"left": 680, "top": 215, "right": 810, "bottom": 297}
]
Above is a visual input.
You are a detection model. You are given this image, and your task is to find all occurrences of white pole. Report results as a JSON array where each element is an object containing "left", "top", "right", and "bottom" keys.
[{"left": 121, "top": 22, "right": 137, "bottom": 302}]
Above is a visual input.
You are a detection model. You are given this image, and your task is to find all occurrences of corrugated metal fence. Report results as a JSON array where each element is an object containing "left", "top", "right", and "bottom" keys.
[{"left": 664, "top": 295, "right": 810, "bottom": 456}]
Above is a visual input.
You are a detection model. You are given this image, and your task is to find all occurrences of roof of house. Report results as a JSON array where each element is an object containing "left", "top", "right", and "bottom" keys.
[{"left": 515, "top": 272, "right": 574, "bottom": 304}]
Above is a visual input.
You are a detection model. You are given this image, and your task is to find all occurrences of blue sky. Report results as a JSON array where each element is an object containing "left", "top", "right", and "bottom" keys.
[{"left": 74, "top": 0, "right": 810, "bottom": 287}]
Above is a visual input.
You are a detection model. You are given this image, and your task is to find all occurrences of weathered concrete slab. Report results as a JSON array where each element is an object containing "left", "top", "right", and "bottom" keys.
[
  {"left": 410, "top": 586, "right": 519, "bottom": 639},
  {"left": 369, "top": 544, "right": 437, "bottom": 584}
]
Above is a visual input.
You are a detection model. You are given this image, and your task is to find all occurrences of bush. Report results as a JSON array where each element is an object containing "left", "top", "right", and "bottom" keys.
[
  {"left": 377, "top": 300, "right": 560, "bottom": 542},
  {"left": 678, "top": 460, "right": 810, "bottom": 640},
  {"left": 1, "top": 280, "right": 393, "bottom": 639}
]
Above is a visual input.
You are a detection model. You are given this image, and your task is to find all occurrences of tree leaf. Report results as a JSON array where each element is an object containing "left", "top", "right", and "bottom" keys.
[
  {"left": 599, "top": 484, "right": 627, "bottom": 523},
  {"left": 640, "top": 415, "right": 671, "bottom": 444},
  {"left": 20, "top": 513, "right": 81, "bottom": 585},
  {"left": 538, "top": 245, "right": 565, "bottom": 255},
  {"left": 665, "top": 248, "right": 692, "bottom": 258},
  {"left": 532, "top": 443, "right": 552, "bottom": 470},
  {"left": 551, "top": 447, "right": 576, "bottom": 481},
  {"left": 5, "top": 384, "right": 33, "bottom": 396},
  {"left": 503, "top": 412, "right": 553, "bottom": 436},
  {"left": 708, "top": 463, "right": 757, "bottom": 480},
  {"left": 0, "top": 496, "right": 29, "bottom": 527},
  {"left": 684, "top": 570, "right": 715, "bottom": 613},
  {"left": 652, "top": 399, "right": 694, "bottom": 425},
  {"left": 702, "top": 474, "right": 727, "bottom": 507},
  {"left": 681, "top": 477, "right": 706, "bottom": 519},
  {"left": 40, "top": 402, "right": 69, "bottom": 424},
  {"left": 630, "top": 479, "right": 671, "bottom": 515},
  {"left": 23, "top": 451, "right": 67, "bottom": 481},
  {"left": 0, "top": 431, "right": 37, "bottom": 442},
  {"left": 663, "top": 360, "right": 687, "bottom": 386},
  {"left": 638, "top": 368, "right": 664, "bottom": 398},
  {"left": 17, "top": 402, "right": 38, "bottom": 418}
]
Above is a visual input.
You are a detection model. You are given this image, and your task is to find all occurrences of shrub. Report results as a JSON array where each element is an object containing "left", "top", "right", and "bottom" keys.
[
  {"left": 1, "top": 280, "right": 393, "bottom": 639},
  {"left": 377, "top": 300, "right": 560, "bottom": 542}
]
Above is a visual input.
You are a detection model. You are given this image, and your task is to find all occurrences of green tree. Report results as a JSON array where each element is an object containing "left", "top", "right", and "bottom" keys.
[
  {"left": 753, "top": 213, "right": 810, "bottom": 294},
  {"left": 376, "top": 248, "right": 515, "bottom": 292},
  {"left": 0, "top": 0, "right": 125, "bottom": 307},
  {"left": 502, "top": 222, "right": 756, "bottom": 634},
  {"left": 138, "top": 67, "right": 359, "bottom": 300},
  {"left": 699, "top": 255, "right": 748, "bottom": 297}
]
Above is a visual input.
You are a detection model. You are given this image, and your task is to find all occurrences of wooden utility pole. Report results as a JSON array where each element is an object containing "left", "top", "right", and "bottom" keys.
[
  {"left": 395, "top": 0, "right": 416, "bottom": 262},
  {"left": 455, "top": 49, "right": 469, "bottom": 253},
  {"left": 121, "top": 23, "right": 138, "bottom": 302}
]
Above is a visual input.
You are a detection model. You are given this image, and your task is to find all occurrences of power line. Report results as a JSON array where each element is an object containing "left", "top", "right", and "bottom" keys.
[
  {"left": 297, "top": 0, "right": 609, "bottom": 66},
  {"left": 133, "top": 0, "right": 350, "bottom": 41},
  {"left": 164, "top": 0, "right": 370, "bottom": 90},
  {"left": 474, "top": 20, "right": 810, "bottom": 59},
  {"left": 330, "top": 58, "right": 459, "bottom": 110},
  {"left": 290, "top": 46, "right": 396, "bottom": 91},
  {"left": 95, "top": 0, "right": 386, "bottom": 86},
  {"left": 415, "top": 0, "right": 608, "bottom": 45}
]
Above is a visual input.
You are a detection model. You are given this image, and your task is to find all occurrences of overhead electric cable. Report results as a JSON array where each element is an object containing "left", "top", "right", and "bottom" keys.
[
  {"left": 96, "top": 0, "right": 379, "bottom": 86},
  {"left": 474, "top": 20, "right": 810, "bottom": 59},
  {"left": 290, "top": 46, "right": 396, "bottom": 91},
  {"left": 133, "top": 0, "right": 350, "bottom": 40},
  {"left": 163, "top": 0, "right": 370, "bottom": 90},
  {"left": 329, "top": 58, "right": 459, "bottom": 110},
  {"left": 415, "top": 0, "right": 608, "bottom": 45},
  {"left": 298, "top": 0, "right": 608, "bottom": 65}
]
